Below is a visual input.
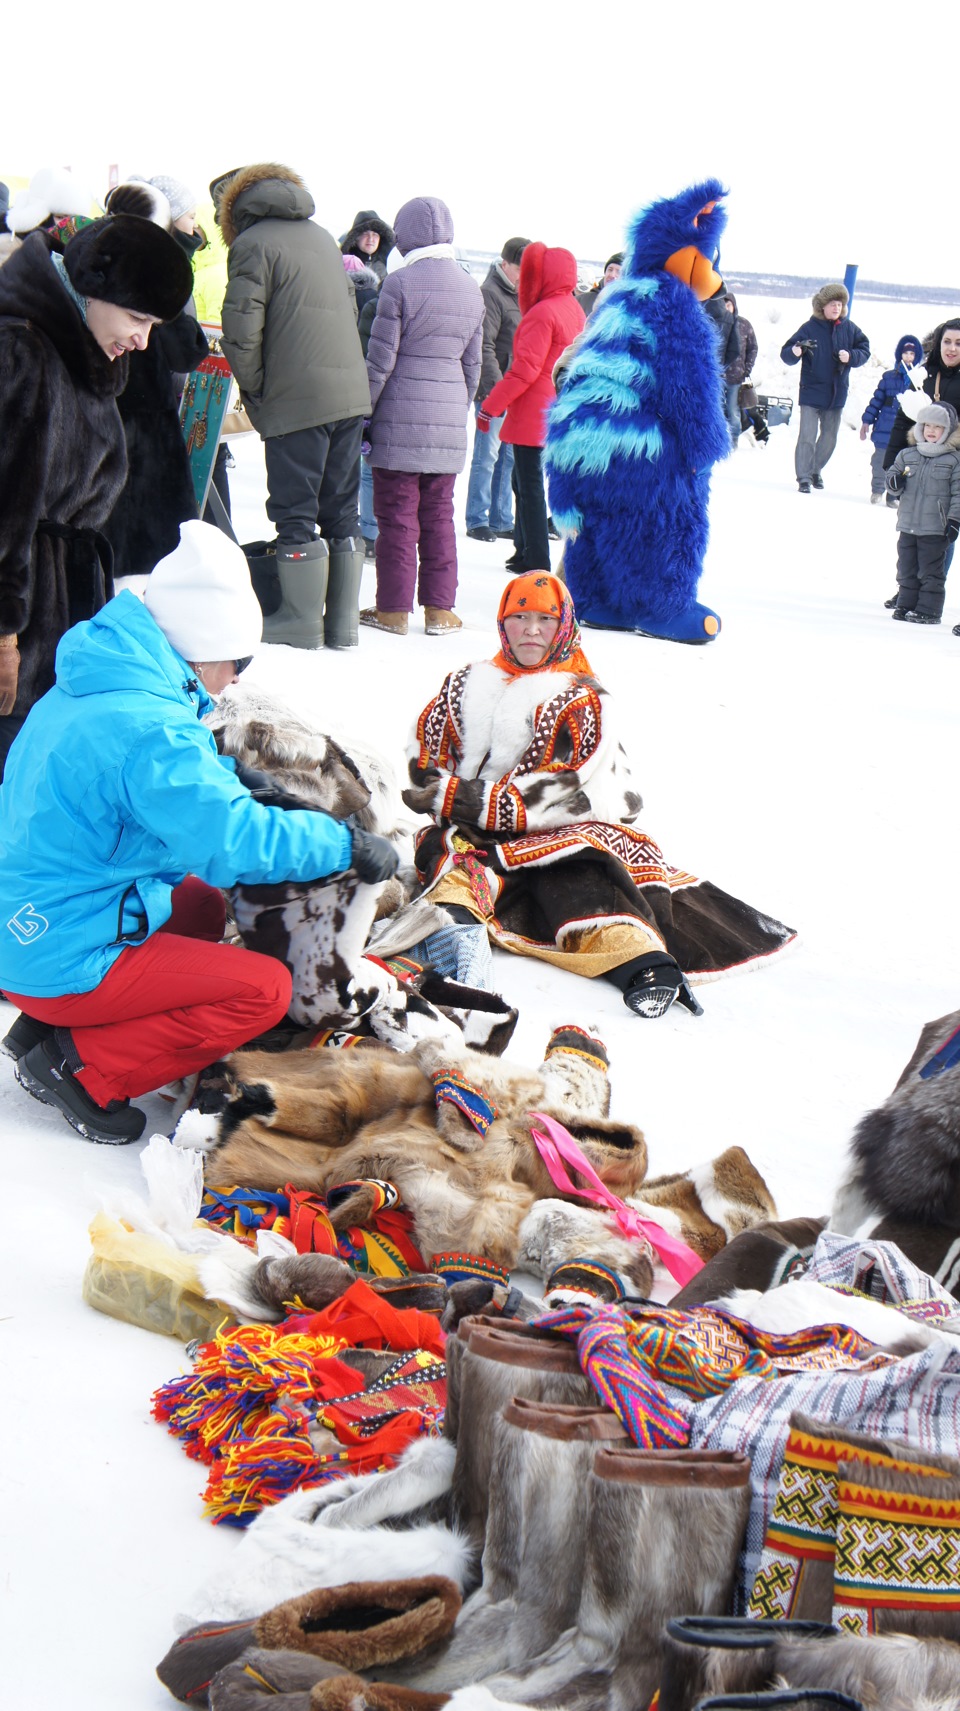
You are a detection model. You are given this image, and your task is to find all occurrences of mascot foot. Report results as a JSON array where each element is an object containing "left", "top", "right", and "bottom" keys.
[{"left": 580, "top": 601, "right": 721, "bottom": 644}]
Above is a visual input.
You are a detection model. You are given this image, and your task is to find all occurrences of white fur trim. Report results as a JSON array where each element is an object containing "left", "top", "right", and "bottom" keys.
[
  {"left": 458, "top": 664, "right": 576, "bottom": 782},
  {"left": 8, "top": 166, "right": 93, "bottom": 233}
]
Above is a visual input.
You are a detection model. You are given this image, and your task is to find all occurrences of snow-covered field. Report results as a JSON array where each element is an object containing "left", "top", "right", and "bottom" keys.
[{"left": 3, "top": 291, "right": 960, "bottom": 1708}]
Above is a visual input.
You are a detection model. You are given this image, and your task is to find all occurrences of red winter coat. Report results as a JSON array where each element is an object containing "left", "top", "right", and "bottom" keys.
[{"left": 482, "top": 244, "right": 584, "bottom": 447}]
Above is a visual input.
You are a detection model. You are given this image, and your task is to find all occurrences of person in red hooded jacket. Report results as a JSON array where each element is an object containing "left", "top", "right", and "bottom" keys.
[{"left": 479, "top": 243, "right": 584, "bottom": 573}]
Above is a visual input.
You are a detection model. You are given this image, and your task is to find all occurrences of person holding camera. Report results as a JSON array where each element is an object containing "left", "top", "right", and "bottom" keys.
[{"left": 780, "top": 282, "right": 870, "bottom": 493}]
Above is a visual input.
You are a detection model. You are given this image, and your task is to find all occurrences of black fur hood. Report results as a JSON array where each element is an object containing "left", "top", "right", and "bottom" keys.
[{"left": 0, "top": 232, "right": 127, "bottom": 398}]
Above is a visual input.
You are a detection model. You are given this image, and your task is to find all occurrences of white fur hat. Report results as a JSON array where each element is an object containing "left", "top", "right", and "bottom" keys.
[
  {"left": 144, "top": 522, "right": 263, "bottom": 662},
  {"left": 8, "top": 165, "right": 93, "bottom": 234}
]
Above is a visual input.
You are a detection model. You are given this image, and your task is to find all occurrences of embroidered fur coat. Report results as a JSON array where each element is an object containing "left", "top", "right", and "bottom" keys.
[{"left": 406, "top": 661, "right": 795, "bottom": 981}]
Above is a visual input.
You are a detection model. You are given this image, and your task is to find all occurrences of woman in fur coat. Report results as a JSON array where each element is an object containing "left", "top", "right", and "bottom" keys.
[
  {"left": 403, "top": 573, "right": 795, "bottom": 1018},
  {"left": 100, "top": 181, "right": 210, "bottom": 578},
  {"left": 0, "top": 214, "right": 193, "bottom": 776}
]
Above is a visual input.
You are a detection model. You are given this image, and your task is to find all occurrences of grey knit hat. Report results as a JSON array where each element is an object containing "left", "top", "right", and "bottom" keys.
[{"left": 149, "top": 174, "right": 199, "bottom": 223}]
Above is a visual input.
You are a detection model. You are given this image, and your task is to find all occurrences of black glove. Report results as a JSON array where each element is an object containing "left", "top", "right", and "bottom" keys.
[
  {"left": 350, "top": 826, "right": 400, "bottom": 883},
  {"left": 947, "top": 520, "right": 960, "bottom": 543},
  {"left": 234, "top": 760, "right": 322, "bottom": 813},
  {"left": 797, "top": 339, "right": 817, "bottom": 358}
]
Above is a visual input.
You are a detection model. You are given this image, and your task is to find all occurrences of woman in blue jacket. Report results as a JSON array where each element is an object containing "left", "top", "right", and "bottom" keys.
[
  {"left": 860, "top": 335, "right": 921, "bottom": 503},
  {"left": 0, "top": 522, "right": 396, "bottom": 1144}
]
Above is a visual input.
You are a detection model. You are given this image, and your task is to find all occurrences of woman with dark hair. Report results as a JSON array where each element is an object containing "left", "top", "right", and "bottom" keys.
[
  {"left": 403, "top": 572, "right": 795, "bottom": 1019},
  {"left": 0, "top": 213, "right": 193, "bottom": 774},
  {"left": 101, "top": 181, "right": 210, "bottom": 578},
  {"left": 884, "top": 320, "right": 960, "bottom": 468}
]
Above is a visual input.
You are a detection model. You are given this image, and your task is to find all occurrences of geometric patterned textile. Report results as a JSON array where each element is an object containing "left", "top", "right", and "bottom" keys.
[
  {"left": 747, "top": 1418, "right": 952, "bottom": 1621},
  {"left": 685, "top": 1340, "right": 960, "bottom": 1613},
  {"left": 805, "top": 1229, "right": 960, "bottom": 1328},
  {"left": 198, "top": 1178, "right": 426, "bottom": 1277},
  {"left": 833, "top": 1461, "right": 960, "bottom": 1635},
  {"left": 530, "top": 1302, "right": 894, "bottom": 1452}
]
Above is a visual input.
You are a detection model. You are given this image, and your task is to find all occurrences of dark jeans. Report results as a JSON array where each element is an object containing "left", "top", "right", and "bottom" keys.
[
  {"left": 896, "top": 532, "right": 950, "bottom": 619},
  {"left": 512, "top": 444, "right": 550, "bottom": 570},
  {"left": 263, "top": 418, "right": 363, "bottom": 547},
  {"left": 372, "top": 468, "right": 458, "bottom": 611}
]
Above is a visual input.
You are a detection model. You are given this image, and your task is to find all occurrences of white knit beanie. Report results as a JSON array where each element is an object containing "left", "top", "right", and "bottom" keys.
[
  {"left": 149, "top": 174, "right": 199, "bottom": 223},
  {"left": 144, "top": 522, "right": 263, "bottom": 661}
]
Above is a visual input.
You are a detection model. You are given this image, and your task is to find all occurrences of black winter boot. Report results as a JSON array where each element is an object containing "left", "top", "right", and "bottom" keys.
[
  {"left": 262, "top": 538, "right": 329, "bottom": 648},
  {"left": 1, "top": 1011, "right": 54, "bottom": 1061},
  {"left": 16, "top": 1032, "right": 146, "bottom": 1144},
  {"left": 324, "top": 537, "right": 365, "bottom": 648},
  {"left": 622, "top": 955, "right": 704, "bottom": 1019},
  {"left": 797, "top": 481, "right": 812, "bottom": 494},
  {"left": 905, "top": 611, "right": 940, "bottom": 625},
  {"left": 883, "top": 595, "right": 899, "bottom": 608}
]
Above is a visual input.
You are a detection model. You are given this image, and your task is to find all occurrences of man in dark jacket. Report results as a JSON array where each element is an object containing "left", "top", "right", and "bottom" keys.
[
  {"left": 464, "top": 237, "right": 529, "bottom": 542},
  {"left": 781, "top": 281, "right": 870, "bottom": 492},
  {"left": 217, "top": 163, "right": 372, "bottom": 648}
]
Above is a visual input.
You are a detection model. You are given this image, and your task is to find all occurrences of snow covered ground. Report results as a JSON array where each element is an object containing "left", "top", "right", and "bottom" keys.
[{"left": 3, "top": 291, "right": 960, "bottom": 1708}]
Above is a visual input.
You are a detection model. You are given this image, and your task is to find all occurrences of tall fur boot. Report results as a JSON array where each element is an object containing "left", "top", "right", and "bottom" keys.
[
  {"left": 657, "top": 1615, "right": 840, "bottom": 1709},
  {"left": 747, "top": 1413, "right": 960, "bottom": 1623},
  {"left": 484, "top": 1442, "right": 751, "bottom": 1709},
  {"left": 157, "top": 1577, "right": 461, "bottom": 1705},
  {"left": 449, "top": 1321, "right": 593, "bottom": 1554},
  {"left": 324, "top": 537, "right": 365, "bottom": 649},
  {"left": 263, "top": 538, "right": 329, "bottom": 648},
  {"left": 390, "top": 1400, "right": 629, "bottom": 1690}
]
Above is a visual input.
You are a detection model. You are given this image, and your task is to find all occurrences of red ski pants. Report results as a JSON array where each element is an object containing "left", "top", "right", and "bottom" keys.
[{"left": 5, "top": 878, "right": 292, "bottom": 1105}]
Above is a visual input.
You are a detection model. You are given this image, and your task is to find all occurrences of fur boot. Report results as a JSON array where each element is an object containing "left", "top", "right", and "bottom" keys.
[
  {"left": 657, "top": 1616, "right": 840, "bottom": 1709},
  {"left": 449, "top": 1321, "right": 593, "bottom": 1553},
  {"left": 672, "top": 1627, "right": 960, "bottom": 1709},
  {"left": 747, "top": 1413, "right": 960, "bottom": 1624},
  {"left": 208, "top": 1648, "right": 346, "bottom": 1710},
  {"left": 389, "top": 1400, "right": 629, "bottom": 1690},
  {"left": 484, "top": 1442, "right": 751, "bottom": 1709},
  {"left": 158, "top": 1578, "right": 461, "bottom": 1705}
]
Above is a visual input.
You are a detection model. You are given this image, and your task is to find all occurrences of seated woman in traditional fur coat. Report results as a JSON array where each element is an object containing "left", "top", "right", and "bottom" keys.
[{"left": 402, "top": 573, "right": 795, "bottom": 1018}]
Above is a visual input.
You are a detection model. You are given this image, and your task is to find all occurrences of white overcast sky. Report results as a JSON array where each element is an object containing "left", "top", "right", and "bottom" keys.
[{"left": 5, "top": 0, "right": 952, "bottom": 286}]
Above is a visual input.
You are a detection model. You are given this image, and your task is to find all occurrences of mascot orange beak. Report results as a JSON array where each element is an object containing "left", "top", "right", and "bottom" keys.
[{"left": 663, "top": 245, "right": 724, "bottom": 302}]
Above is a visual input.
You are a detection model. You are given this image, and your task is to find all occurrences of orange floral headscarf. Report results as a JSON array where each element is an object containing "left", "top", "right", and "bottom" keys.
[{"left": 492, "top": 573, "right": 594, "bottom": 677}]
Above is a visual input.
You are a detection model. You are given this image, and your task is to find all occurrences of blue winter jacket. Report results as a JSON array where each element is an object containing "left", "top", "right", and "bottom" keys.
[
  {"left": 861, "top": 336, "right": 923, "bottom": 448},
  {"left": 0, "top": 591, "right": 353, "bottom": 998},
  {"left": 780, "top": 314, "right": 871, "bottom": 410}
]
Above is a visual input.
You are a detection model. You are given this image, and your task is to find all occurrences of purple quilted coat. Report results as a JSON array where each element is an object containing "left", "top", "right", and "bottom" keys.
[{"left": 365, "top": 197, "right": 484, "bottom": 474}]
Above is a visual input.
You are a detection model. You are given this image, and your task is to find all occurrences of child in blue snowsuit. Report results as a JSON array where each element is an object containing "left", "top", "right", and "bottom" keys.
[{"left": 861, "top": 335, "right": 921, "bottom": 504}]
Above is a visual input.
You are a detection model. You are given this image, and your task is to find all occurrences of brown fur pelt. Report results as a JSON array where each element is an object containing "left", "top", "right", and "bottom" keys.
[
  {"left": 669, "top": 1216, "right": 828, "bottom": 1309},
  {"left": 205, "top": 1030, "right": 646, "bottom": 1272},
  {"left": 206, "top": 684, "right": 401, "bottom": 834},
  {"left": 518, "top": 1149, "right": 779, "bottom": 1302}
]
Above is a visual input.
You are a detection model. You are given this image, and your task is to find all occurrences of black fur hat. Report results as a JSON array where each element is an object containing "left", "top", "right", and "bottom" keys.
[{"left": 64, "top": 215, "right": 192, "bottom": 321}]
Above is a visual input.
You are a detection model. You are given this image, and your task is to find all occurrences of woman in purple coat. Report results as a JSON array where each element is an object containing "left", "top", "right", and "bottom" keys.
[{"left": 359, "top": 197, "right": 484, "bottom": 638}]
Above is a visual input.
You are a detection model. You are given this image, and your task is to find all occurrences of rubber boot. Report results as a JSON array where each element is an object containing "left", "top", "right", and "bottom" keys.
[
  {"left": 324, "top": 536, "right": 365, "bottom": 649},
  {"left": 262, "top": 538, "right": 329, "bottom": 648}
]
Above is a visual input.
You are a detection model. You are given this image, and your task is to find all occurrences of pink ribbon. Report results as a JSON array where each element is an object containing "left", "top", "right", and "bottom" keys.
[{"left": 529, "top": 1111, "right": 704, "bottom": 1287}]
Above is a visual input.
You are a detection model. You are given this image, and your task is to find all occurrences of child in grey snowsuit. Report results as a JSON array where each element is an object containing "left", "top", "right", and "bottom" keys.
[{"left": 886, "top": 401, "right": 960, "bottom": 625}]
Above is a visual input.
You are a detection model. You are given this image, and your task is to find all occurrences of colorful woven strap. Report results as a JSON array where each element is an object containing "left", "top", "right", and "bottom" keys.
[
  {"left": 529, "top": 1111, "right": 703, "bottom": 1286},
  {"left": 433, "top": 1252, "right": 510, "bottom": 1287},
  {"left": 433, "top": 1070, "right": 499, "bottom": 1136},
  {"left": 544, "top": 1024, "right": 609, "bottom": 1074}
]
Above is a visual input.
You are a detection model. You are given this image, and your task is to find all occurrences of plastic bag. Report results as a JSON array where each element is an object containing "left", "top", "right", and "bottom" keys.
[
  {"left": 83, "top": 1133, "right": 242, "bottom": 1339},
  {"left": 82, "top": 1211, "right": 236, "bottom": 1342}
]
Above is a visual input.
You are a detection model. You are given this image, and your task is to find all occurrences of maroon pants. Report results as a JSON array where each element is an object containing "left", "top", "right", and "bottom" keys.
[
  {"left": 372, "top": 468, "right": 458, "bottom": 611},
  {"left": 5, "top": 878, "right": 292, "bottom": 1106}
]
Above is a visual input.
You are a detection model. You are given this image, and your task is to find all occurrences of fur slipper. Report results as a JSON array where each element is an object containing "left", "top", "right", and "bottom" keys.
[
  {"left": 208, "top": 1648, "right": 346, "bottom": 1710},
  {"left": 309, "top": 1677, "right": 448, "bottom": 1710},
  {"left": 158, "top": 1577, "right": 461, "bottom": 1704}
]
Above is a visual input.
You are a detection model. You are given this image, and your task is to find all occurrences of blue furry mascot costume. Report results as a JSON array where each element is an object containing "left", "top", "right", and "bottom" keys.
[{"left": 547, "top": 180, "right": 731, "bottom": 643}]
